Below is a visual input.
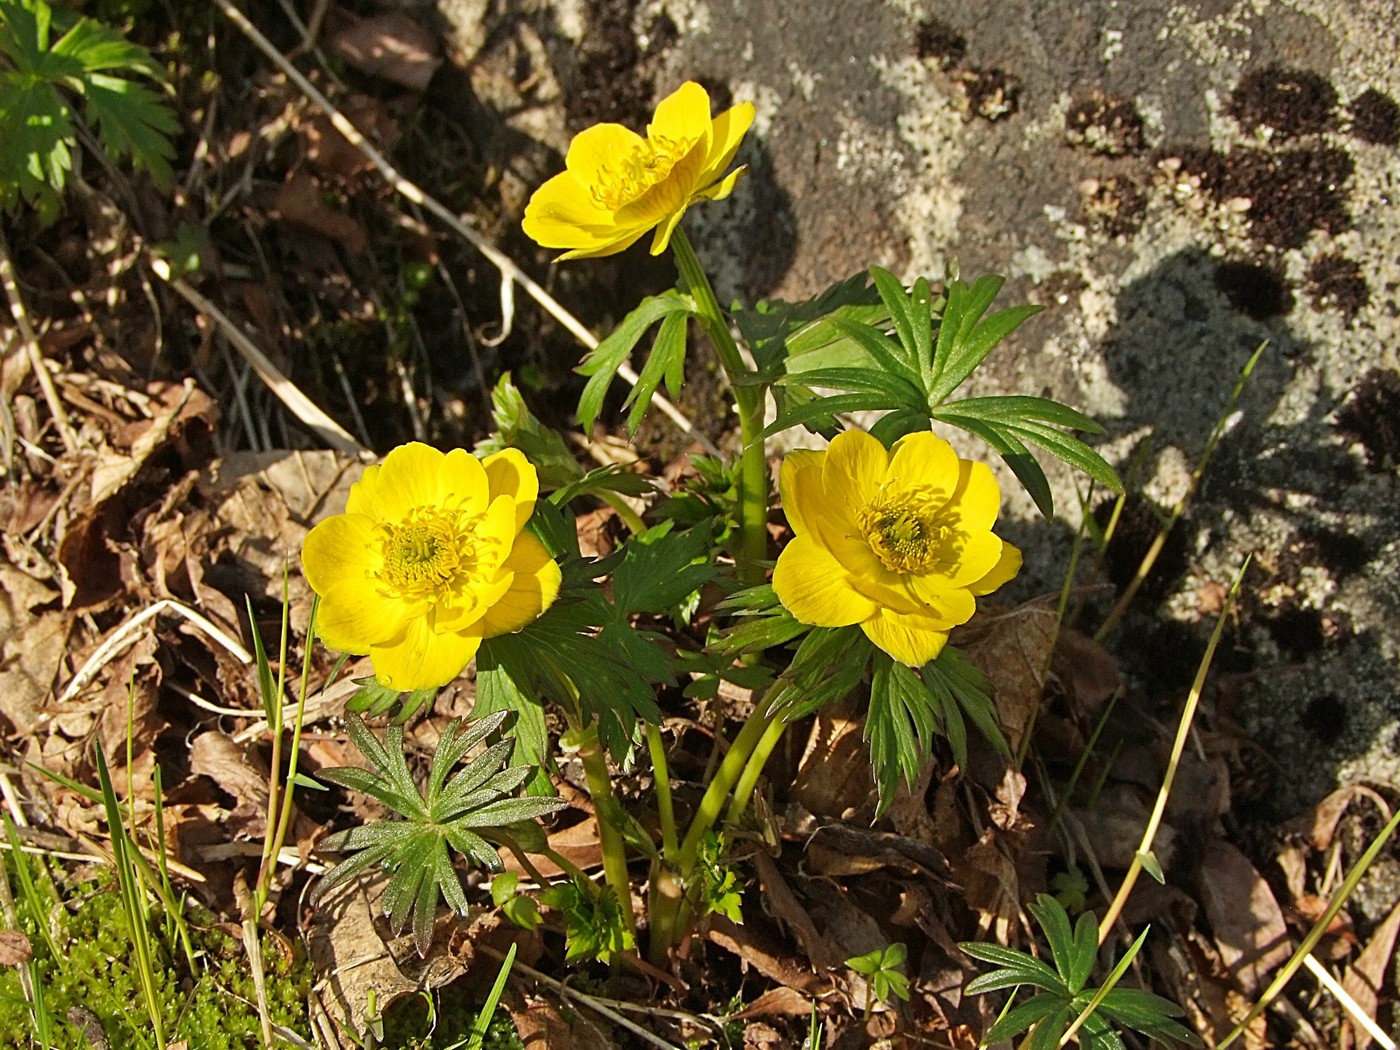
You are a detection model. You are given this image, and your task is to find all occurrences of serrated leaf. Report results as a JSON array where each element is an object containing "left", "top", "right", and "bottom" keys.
[
  {"left": 825, "top": 316, "right": 921, "bottom": 387},
  {"left": 611, "top": 521, "right": 717, "bottom": 616},
  {"left": 474, "top": 655, "right": 552, "bottom": 795},
  {"left": 765, "top": 626, "right": 871, "bottom": 721},
  {"left": 476, "top": 373, "right": 582, "bottom": 491},
  {"left": 866, "top": 656, "right": 942, "bottom": 814},
  {"left": 82, "top": 72, "right": 175, "bottom": 184},
  {"left": 763, "top": 391, "right": 900, "bottom": 439},
  {"left": 624, "top": 308, "right": 689, "bottom": 433},
  {"left": 576, "top": 292, "right": 691, "bottom": 430}
]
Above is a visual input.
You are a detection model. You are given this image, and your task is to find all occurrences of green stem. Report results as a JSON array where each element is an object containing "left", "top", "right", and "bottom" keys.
[
  {"left": 670, "top": 228, "right": 769, "bottom": 586},
  {"left": 646, "top": 724, "right": 679, "bottom": 862},
  {"left": 575, "top": 725, "right": 637, "bottom": 939},
  {"left": 677, "top": 702, "right": 778, "bottom": 872},
  {"left": 725, "top": 716, "right": 788, "bottom": 826}
]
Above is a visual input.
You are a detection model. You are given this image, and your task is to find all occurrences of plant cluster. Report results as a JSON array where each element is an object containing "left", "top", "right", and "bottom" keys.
[{"left": 284, "top": 79, "right": 1210, "bottom": 1050}]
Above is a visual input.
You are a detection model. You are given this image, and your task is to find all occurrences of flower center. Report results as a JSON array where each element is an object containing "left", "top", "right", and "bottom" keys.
[
  {"left": 858, "top": 489, "right": 949, "bottom": 574},
  {"left": 377, "top": 508, "right": 482, "bottom": 601},
  {"left": 591, "top": 133, "right": 694, "bottom": 210}
]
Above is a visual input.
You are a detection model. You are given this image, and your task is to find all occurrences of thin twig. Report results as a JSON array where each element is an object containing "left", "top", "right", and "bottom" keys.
[
  {"left": 481, "top": 945, "right": 686, "bottom": 1050},
  {"left": 0, "top": 228, "right": 79, "bottom": 455},
  {"left": 57, "top": 598, "right": 253, "bottom": 705},
  {"left": 151, "top": 261, "right": 365, "bottom": 453},
  {"left": 212, "top": 0, "right": 719, "bottom": 457}
]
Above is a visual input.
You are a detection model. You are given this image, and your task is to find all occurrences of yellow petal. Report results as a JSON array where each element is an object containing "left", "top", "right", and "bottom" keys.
[
  {"left": 648, "top": 201, "right": 692, "bottom": 254},
  {"left": 778, "top": 448, "right": 826, "bottom": 538},
  {"left": 316, "top": 579, "right": 411, "bottom": 654},
  {"left": 554, "top": 225, "right": 653, "bottom": 260},
  {"left": 930, "top": 528, "right": 1004, "bottom": 587},
  {"left": 432, "top": 569, "right": 513, "bottom": 633},
  {"left": 360, "top": 442, "right": 447, "bottom": 521},
  {"left": 970, "top": 539, "right": 1022, "bottom": 596},
  {"left": 472, "top": 494, "right": 522, "bottom": 578},
  {"left": 618, "top": 159, "right": 699, "bottom": 230},
  {"left": 823, "top": 429, "right": 887, "bottom": 529},
  {"left": 905, "top": 574, "right": 978, "bottom": 626},
  {"left": 302, "top": 513, "right": 380, "bottom": 595},
  {"left": 861, "top": 609, "right": 949, "bottom": 667},
  {"left": 345, "top": 463, "right": 381, "bottom": 516},
  {"left": 523, "top": 171, "right": 619, "bottom": 249},
  {"left": 370, "top": 618, "right": 481, "bottom": 692},
  {"left": 477, "top": 533, "right": 562, "bottom": 637},
  {"left": 938, "top": 460, "right": 1002, "bottom": 534},
  {"left": 887, "top": 431, "right": 959, "bottom": 501},
  {"left": 694, "top": 165, "right": 746, "bottom": 202},
  {"left": 772, "top": 533, "right": 877, "bottom": 626},
  {"left": 483, "top": 448, "right": 538, "bottom": 531},
  {"left": 438, "top": 447, "right": 491, "bottom": 516},
  {"left": 698, "top": 102, "right": 755, "bottom": 186},
  {"left": 565, "top": 123, "right": 646, "bottom": 184},
  {"left": 648, "top": 81, "right": 713, "bottom": 149}
]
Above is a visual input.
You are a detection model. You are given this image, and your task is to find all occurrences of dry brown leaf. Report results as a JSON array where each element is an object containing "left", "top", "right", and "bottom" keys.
[
  {"left": 275, "top": 172, "right": 369, "bottom": 255},
  {"left": 959, "top": 602, "right": 1057, "bottom": 756},
  {"left": 1052, "top": 627, "right": 1121, "bottom": 713},
  {"left": 88, "top": 379, "right": 212, "bottom": 507},
  {"left": 753, "top": 851, "right": 843, "bottom": 970},
  {"left": 503, "top": 816, "right": 602, "bottom": 879},
  {"left": 1341, "top": 900, "right": 1400, "bottom": 1050},
  {"left": 791, "top": 705, "right": 873, "bottom": 819},
  {"left": 957, "top": 828, "right": 1021, "bottom": 943},
  {"left": 1199, "top": 840, "right": 1292, "bottom": 995},
  {"left": 307, "top": 877, "right": 443, "bottom": 1043},
  {"left": 706, "top": 916, "right": 833, "bottom": 997},
  {"left": 1074, "top": 785, "right": 1179, "bottom": 871},
  {"left": 504, "top": 992, "right": 613, "bottom": 1050},
  {"left": 1294, "top": 783, "right": 1392, "bottom": 852},
  {"left": 328, "top": 12, "right": 442, "bottom": 91},
  {"left": 0, "top": 564, "right": 66, "bottom": 735},
  {"left": 301, "top": 96, "right": 402, "bottom": 183},
  {"left": 0, "top": 929, "right": 33, "bottom": 965},
  {"left": 188, "top": 732, "right": 271, "bottom": 838},
  {"left": 733, "top": 986, "right": 813, "bottom": 1019}
]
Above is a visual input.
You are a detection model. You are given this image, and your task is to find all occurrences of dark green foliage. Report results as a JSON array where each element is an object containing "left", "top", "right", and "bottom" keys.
[
  {"left": 575, "top": 291, "right": 695, "bottom": 433},
  {"left": 0, "top": 0, "right": 176, "bottom": 222},
  {"left": 961, "top": 894, "right": 1201, "bottom": 1049},
  {"left": 765, "top": 266, "right": 1122, "bottom": 516},
  {"left": 313, "top": 711, "right": 566, "bottom": 956}
]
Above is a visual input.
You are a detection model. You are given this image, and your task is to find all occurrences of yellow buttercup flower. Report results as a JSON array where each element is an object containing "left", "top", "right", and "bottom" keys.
[
  {"left": 772, "top": 430, "right": 1021, "bottom": 667},
  {"left": 302, "top": 442, "right": 562, "bottom": 691},
  {"left": 522, "top": 81, "right": 755, "bottom": 259}
]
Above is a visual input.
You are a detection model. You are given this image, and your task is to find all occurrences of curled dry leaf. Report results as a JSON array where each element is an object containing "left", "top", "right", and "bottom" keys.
[
  {"left": 0, "top": 929, "right": 33, "bottom": 966},
  {"left": 1340, "top": 900, "right": 1400, "bottom": 1050},
  {"left": 275, "top": 171, "right": 369, "bottom": 256},
  {"left": 0, "top": 564, "right": 66, "bottom": 736},
  {"left": 792, "top": 705, "right": 876, "bottom": 819},
  {"left": 328, "top": 12, "right": 442, "bottom": 92},
  {"left": 1051, "top": 626, "right": 1121, "bottom": 713},
  {"left": 1198, "top": 840, "right": 1292, "bottom": 995},
  {"left": 959, "top": 602, "right": 1058, "bottom": 757}
]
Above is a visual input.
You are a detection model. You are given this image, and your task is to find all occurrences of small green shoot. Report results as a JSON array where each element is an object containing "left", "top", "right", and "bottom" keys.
[
  {"left": 961, "top": 895, "right": 1200, "bottom": 1050},
  {"left": 846, "top": 942, "right": 911, "bottom": 1019},
  {"left": 539, "top": 875, "right": 634, "bottom": 965}
]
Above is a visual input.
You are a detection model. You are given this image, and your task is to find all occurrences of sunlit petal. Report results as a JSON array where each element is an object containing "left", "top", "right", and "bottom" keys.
[
  {"left": 772, "top": 534, "right": 876, "bottom": 626},
  {"left": 370, "top": 619, "right": 482, "bottom": 692},
  {"left": 861, "top": 610, "right": 950, "bottom": 668}
]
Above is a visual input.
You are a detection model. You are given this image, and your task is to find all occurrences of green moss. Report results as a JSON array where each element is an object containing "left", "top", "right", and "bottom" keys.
[
  {"left": 0, "top": 857, "right": 311, "bottom": 1050},
  {"left": 378, "top": 980, "right": 525, "bottom": 1050}
]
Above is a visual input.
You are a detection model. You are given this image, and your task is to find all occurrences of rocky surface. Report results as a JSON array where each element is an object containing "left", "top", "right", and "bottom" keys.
[{"left": 459, "top": 0, "right": 1400, "bottom": 845}]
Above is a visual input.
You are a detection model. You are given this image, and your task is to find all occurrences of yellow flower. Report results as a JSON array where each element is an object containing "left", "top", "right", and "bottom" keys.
[
  {"left": 772, "top": 430, "right": 1021, "bottom": 667},
  {"left": 522, "top": 81, "right": 754, "bottom": 259},
  {"left": 302, "top": 442, "right": 562, "bottom": 691}
]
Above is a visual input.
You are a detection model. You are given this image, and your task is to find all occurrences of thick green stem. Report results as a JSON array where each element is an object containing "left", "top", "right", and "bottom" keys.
[
  {"left": 646, "top": 724, "right": 679, "bottom": 862},
  {"left": 574, "top": 725, "right": 637, "bottom": 939},
  {"left": 725, "top": 716, "right": 788, "bottom": 826},
  {"left": 671, "top": 228, "right": 769, "bottom": 586},
  {"left": 677, "top": 703, "right": 778, "bottom": 872}
]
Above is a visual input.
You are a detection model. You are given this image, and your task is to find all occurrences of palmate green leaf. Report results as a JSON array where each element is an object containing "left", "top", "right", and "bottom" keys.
[
  {"left": 983, "top": 992, "right": 1067, "bottom": 1043},
  {"left": 0, "top": 0, "right": 175, "bottom": 217},
  {"left": 474, "top": 654, "right": 552, "bottom": 795},
  {"left": 762, "top": 391, "right": 899, "bottom": 439},
  {"left": 0, "top": 72, "right": 72, "bottom": 220},
  {"left": 1028, "top": 894, "right": 1097, "bottom": 993},
  {"left": 779, "top": 364, "right": 924, "bottom": 403},
  {"left": 928, "top": 277, "right": 1042, "bottom": 406},
  {"left": 959, "top": 942, "right": 1067, "bottom": 994},
  {"left": 1097, "top": 988, "right": 1202, "bottom": 1046},
  {"left": 611, "top": 521, "right": 718, "bottom": 616},
  {"left": 765, "top": 625, "right": 872, "bottom": 721},
  {"left": 1027, "top": 1002, "right": 1075, "bottom": 1050},
  {"left": 923, "top": 644, "right": 1007, "bottom": 765},
  {"left": 825, "top": 315, "right": 922, "bottom": 387},
  {"left": 576, "top": 291, "right": 692, "bottom": 431},
  {"left": 312, "top": 712, "right": 565, "bottom": 956}
]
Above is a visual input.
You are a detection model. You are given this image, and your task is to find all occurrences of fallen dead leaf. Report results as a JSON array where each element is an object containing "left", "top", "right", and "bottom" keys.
[
  {"left": 754, "top": 851, "right": 843, "bottom": 971},
  {"left": 504, "top": 991, "right": 613, "bottom": 1049},
  {"left": 1198, "top": 840, "right": 1292, "bottom": 995},
  {"left": 733, "top": 986, "right": 812, "bottom": 1019},
  {"left": 275, "top": 172, "right": 369, "bottom": 255},
  {"left": 0, "top": 564, "right": 66, "bottom": 735},
  {"left": 1294, "top": 783, "right": 1392, "bottom": 853},
  {"left": 791, "top": 704, "right": 873, "bottom": 819},
  {"left": 707, "top": 916, "right": 833, "bottom": 998},
  {"left": 1341, "top": 900, "right": 1400, "bottom": 1050},
  {"left": 0, "top": 929, "right": 33, "bottom": 965},
  {"left": 328, "top": 11, "right": 442, "bottom": 91},
  {"left": 188, "top": 732, "right": 271, "bottom": 839},
  {"left": 959, "top": 602, "right": 1058, "bottom": 757},
  {"left": 1051, "top": 627, "right": 1121, "bottom": 714}
]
